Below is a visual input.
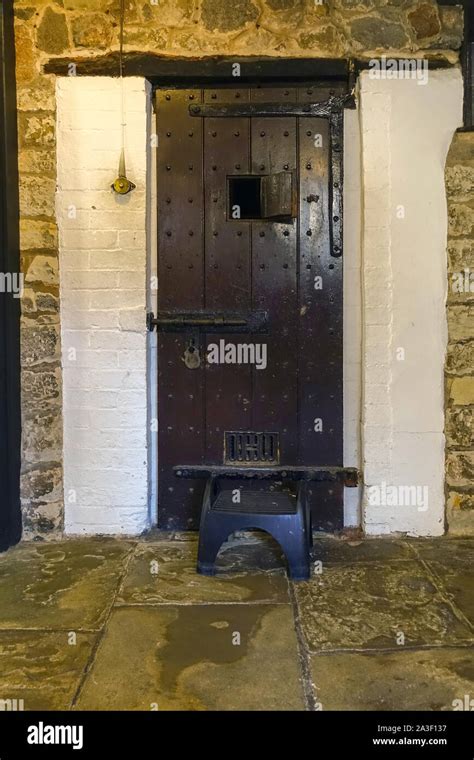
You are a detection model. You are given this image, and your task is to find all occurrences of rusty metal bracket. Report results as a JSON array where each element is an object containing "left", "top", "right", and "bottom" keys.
[{"left": 174, "top": 465, "right": 360, "bottom": 487}]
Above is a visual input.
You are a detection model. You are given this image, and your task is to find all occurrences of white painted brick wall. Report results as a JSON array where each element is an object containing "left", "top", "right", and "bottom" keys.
[
  {"left": 57, "top": 77, "right": 151, "bottom": 535},
  {"left": 359, "top": 69, "right": 463, "bottom": 536}
]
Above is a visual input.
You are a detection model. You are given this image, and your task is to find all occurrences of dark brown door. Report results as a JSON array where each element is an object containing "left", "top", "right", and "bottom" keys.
[{"left": 156, "top": 85, "right": 343, "bottom": 531}]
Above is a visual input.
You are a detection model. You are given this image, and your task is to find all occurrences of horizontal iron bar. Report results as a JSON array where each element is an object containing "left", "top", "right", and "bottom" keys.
[
  {"left": 157, "top": 316, "right": 246, "bottom": 326},
  {"left": 189, "top": 93, "right": 355, "bottom": 118},
  {"left": 148, "top": 310, "right": 268, "bottom": 333},
  {"left": 174, "top": 465, "right": 359, "bottom": 487}
]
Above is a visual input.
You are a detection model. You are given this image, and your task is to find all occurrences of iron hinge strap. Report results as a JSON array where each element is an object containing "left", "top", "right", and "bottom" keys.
[{"left": 188, "top": 93, "right": 355, "bottom": 118}]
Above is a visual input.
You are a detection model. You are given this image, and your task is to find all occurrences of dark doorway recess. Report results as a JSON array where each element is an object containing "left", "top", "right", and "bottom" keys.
[
  {"left": 442, "top": 0, "right": 473, "bottom": 129},
  {"left": 0, "top": 0, "right": 22, "bottom": 550}
]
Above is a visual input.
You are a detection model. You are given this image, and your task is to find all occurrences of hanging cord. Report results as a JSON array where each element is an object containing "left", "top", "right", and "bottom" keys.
[
  {"left": 111, "top": 0, "right": 135, "bottom": 193},
  {"left": 119, "top": 0, "right": 125, "bottom": 173}
]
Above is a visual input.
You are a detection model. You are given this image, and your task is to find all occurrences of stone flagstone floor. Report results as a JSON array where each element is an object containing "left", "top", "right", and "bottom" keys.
[{"left": 0, "top": 533, "right": 472, "bottom": 711}]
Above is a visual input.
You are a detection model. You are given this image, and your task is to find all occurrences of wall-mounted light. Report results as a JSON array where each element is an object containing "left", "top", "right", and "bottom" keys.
[{"left": 111, "top": 147, "right": 136, "bottom": 195}]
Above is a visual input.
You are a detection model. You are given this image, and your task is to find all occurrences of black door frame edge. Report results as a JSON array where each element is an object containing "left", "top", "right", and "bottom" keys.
[
  {"left": 441, "top": 0, "right": 473, "bottom": 129},
  {"left": 0, "top": 0, "right": 22, "bottom": 550}
]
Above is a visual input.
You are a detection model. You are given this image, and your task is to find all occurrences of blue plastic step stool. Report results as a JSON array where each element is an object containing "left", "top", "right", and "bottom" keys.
[{"left": 196, "top": 476, "right": 312, "bottom": 580}]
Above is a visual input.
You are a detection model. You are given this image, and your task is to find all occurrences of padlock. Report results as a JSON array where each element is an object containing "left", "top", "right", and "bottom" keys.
[{"left": 183, "top": 339, "right": 201, "bottom": 369}]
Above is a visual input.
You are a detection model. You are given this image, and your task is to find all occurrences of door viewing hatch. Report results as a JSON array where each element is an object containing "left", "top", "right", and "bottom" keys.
[{"left": 155, "top": 85, "right": 344, "bottom": 531}]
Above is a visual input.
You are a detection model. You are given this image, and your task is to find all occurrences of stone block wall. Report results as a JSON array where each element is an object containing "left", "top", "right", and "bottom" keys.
[
  {"left": 13, "top": 0, "right": 464, "bottom": 537},
  {"left": 445, "top": 130, "right": 474, "bottom": 535}
]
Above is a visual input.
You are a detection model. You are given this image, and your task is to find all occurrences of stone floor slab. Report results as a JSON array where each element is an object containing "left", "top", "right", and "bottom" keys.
[
  {"left": 76, "top": 604, "right": 304, "bottom": 710},
  {"left": 409, "top": 539, "right": 474, "bottom": 628},
  {"left": 409, "top": 538, "right": 474, "bottom": 565},
  {"left": 0, "top": 630, "right": 96, "bottom": 710},
  {"left": 424, "top": 561, "right": 474, "bottom": 629},
  {"left": 118, "top": 539, "right": 289, "bottom": 605},
  {"left": 0, "top": 539, "right": 133, "bottom": 630},
  {"left": 309, "top": 648, "right": 474, "bottom": 711},
  {"left": 313, "top": 537, "right": 412, "bottom": 565},
  {"left": 295, "top": 561, "right": 473, "bottom": 652}
]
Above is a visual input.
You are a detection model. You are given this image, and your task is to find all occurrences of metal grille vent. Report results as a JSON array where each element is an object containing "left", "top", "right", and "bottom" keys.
[{"left": 224, "top": 431, "right": 279, "bottom": 465}]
